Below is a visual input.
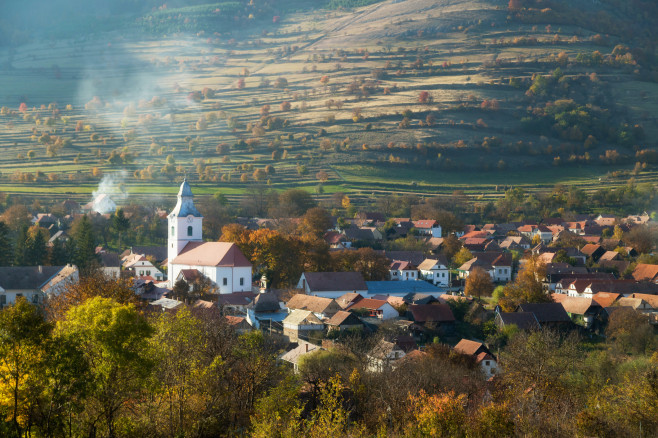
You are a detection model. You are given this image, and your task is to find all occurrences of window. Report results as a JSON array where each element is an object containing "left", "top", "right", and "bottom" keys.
[
  {"left": 32, "top": 295, "right": 39, "bottom": 304},
  {"left": 171, "top": 226, "right": 175, "bottom": 236},
  {"left": 187, "top": 225, "right": 193, "bottom": 236},
  {"left": 139, "top": 270, "right": 144, "bottom": 276},
  {"left": 485, "top": 361, "right": 490, "bottom": 366},
  {"left": 240, "top": 278, "right": 244, "bottom": 286},
  {"left": 0, "top": 295, "right": 6, "bottom": 306},
  {"left": 223, "top": 278, "right": 228, "bottom": 286}
]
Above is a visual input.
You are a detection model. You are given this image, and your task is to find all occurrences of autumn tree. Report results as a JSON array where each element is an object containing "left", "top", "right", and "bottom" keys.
[
  {"left": 499, "top": 255, "right": 550, "bottom": 311},
  {"left": 46, "top": 273, "right": 140, "bottom": 321},
  {"left": 453, "top": 247, "right": 474, "bottom": 268},
  {"left": 0, "top": 298, "right": 52, "bottom": 436},
  {"left": 464, "top": 267, "right": 494, "bottom": 300},
  {"left": 299, "top": 207, "right": 332, "bottom": 238},
  {"left": 56, "top": 298, "right": 153, "bottom": 438}
]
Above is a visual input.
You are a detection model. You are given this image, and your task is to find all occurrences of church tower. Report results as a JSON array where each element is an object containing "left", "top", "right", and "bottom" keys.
[{"left": 167, "top": 179, "right": 203, "bottom": 283}]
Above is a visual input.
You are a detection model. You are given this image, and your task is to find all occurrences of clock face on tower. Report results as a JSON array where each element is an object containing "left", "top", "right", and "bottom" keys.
[{"left": 187, "top": 216, "right": 193, "bottom": 223}]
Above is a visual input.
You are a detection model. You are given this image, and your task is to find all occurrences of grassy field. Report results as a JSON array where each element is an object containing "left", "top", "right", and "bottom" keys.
[{"left": 0, "top": 0, "right": 655, "bottom": 208}]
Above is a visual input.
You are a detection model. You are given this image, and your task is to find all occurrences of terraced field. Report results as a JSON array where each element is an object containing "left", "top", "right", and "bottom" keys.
[{"left": 0, "top": 0, "right": 655, "bottom": 208}]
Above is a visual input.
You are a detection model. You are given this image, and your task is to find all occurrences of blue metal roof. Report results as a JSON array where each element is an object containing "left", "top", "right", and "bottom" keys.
[{"left": 366, "top": 281, "right": 443, "bottom": 296}]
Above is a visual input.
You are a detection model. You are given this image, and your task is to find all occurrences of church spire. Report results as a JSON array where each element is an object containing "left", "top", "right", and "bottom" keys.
[{"left": 170, "top": 179, "right": 202, "bottom": 217}]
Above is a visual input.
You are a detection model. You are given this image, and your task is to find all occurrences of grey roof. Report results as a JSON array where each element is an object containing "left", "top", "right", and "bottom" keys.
[
  {"left": 498, "top": 312, "right": 540, "bottom": 330},
  {"left": 99, "top": 252, "right": 121, "bottom": 268},
  {"left": 518, "top": 303, "right": 571, "bottom": 323},
  {"left": 302, "top": 272, "right": 367, "bottom": 292},
  {"left": 149, "top": 297, "right": 183, "bottom": 310},
  {"left": 250, "top": 292, "right": 282, "bottom": 312},
  {"left": 366, "top": 281, "right": 442, "bottom": 296},
  {"left": 0, "top": 266, "right": 67, "bottom": 290},
  {"left": 169, "top": 180, "right": 202, "bottom": 218}
]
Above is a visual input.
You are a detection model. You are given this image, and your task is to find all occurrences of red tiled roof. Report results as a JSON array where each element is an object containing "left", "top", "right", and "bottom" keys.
[
  {"left": 632, "top": 264, "right": 658, "bottom": 282},
  {"left": 347, "top": 298, "right": 388, "bottom": 311}
]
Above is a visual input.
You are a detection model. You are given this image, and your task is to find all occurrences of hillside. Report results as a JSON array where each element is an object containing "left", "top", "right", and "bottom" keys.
[{"left": 0, "top": 0, "right": 656, "bottom": 208}]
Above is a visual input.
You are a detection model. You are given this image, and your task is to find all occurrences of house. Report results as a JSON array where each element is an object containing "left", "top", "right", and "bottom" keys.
[
  {"left": 383, "top": 251, "right": 426, "bottom": 266},
  {"left": 98, "top": 251, "right": 121, "bottom": 278},
  {"left": 225, "top": 315, "right": 252, "bottom": 334},
  {"left": 296, "top": 272, "right": 368, "bottom": 298},
  {"left": 282, "top": 309, "right": 325, "bottom": 342},
  {"left": 325, "top": 310, "right": 365, "bottom": 332},
  {"left": 121, "top": 246, "right": 168, "bottom": 265},
  {"left": 286, "top": 294, "right": 342, "bottom": 319},
  {"left": 632, "top": 264, "right": 658, "bottom": 283},
  {"left": 408, "top": 304, "right": 455, "bottom": 333},
  {"left": 551, "top": 294, "right": 601, "bottom": 329},
  {"left": 580, "top": 244, "right": 606, "bottom": 261},
  {"left": 592, "top": 292, "right": 621, "bottom": 308},
  {"left": 0, "top": 265, "right": 79, "bottom": 307},
  {"left": 168, "top": 180, "right": 253, "bottom": 293},
  {"left": 517, "top": 224, "right": 552, "bottom": 243},
  {"left": 499, "top": 235, "right": 531, "bottom": 251},
  {"left": 84, "top": 193, "right": 117, "bottom": 214},
  {"left": 517, "top": 303, "right": 572, "bottom": 328},
  {"left": 218, "top": 292, "right": 256, "bottom": 314},
  {"left": 123, "top": 254, "right": 165, "bottom": 281},
  {"left": 367, "top": 339, "right": 406, "bottom": 372},
  {"left": 343, "top": 226, "right": 383, "bottom": 242},
  {"left": 281, "top": 342, "right": 322, "bottom": 373},
  {"left": 454, "top": 339, "right": 498, "bottom": 378},
  {"left": 403, "top": 293, "right": 438, "bottom": 305},
  {"left": 347, "top": 298, "right": 399, "bottom": 320},
  {"left": 457, "top": 252, "right": 513, "bottom": 283},
  {"left": 495, "top": 311, "right": 540, "bottom": 330},
  {"left": 324, "top": 231, "right": 349, "bottom": 249},
  {"left": 599, "top": 251, "right": 620, "bottom": 262},
  {"left": 389, "top": 260, "right": 418, "bottom": 281},
  {"left": 412, "top": 220, "right": 442, "bottom": 238},
  {"left": 417, "top": 257, "right": 451, "bottom": 287},
  {"left": 616, "top": 297, "right": 653, "bottom": 312},
  {"left": 335, "top": 292, "right": 364, "bottom": 309},
  {"left": 133, "top": 278, "right": 167, "bottom": 302},
  {"left": 148, "top": 297, "right": 184, "bottom": 311}
]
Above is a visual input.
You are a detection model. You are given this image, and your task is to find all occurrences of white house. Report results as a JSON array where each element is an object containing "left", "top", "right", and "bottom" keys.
[
  {"left": 417, "top": 257, "right": 450, "bottom": 287},
  {"left": 123, "top": 254, "right": 164, "bottom": 280},
  {"left": 389, "top": 260, "right": 418, "bottom": 281},
  {"left": 168, "top": 180, "right": 252, "bottom": 293},
  {"left": 0, "top": 265, "right": 79, "bottom": 307},
  {"left": 346, "top": 298, "right": 399, "bottom": 320},
  {"left": 367, "top": 339, "right": 406, "bottom": 372},
  {"left": 89, "top": 194, "right": 117, "bottom": 214},
  {"left": 412, "top": 220, "right": 442, "bottom": 238}
]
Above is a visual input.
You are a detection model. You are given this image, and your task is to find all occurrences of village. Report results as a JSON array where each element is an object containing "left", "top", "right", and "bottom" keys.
[{"left": 2, "top": 179, "right": 658, "bottom": 379}]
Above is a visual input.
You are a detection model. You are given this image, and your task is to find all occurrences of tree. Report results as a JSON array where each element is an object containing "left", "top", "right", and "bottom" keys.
[
  {"left": 623, "top": 224, "right": 655, "bottom": 254},
  {"left": 1, "top": 204, "right": 31, "bottom": 233},
  {"left": 71, "top": 215, "right": 98, "bottom": 274},
  {"left": 606, "top": 307, "right": 656, "bottom": 355},
  {"left": 508, "top": 0, "right": 522, "bottom": 10},
  {"left": 453, "top": 247, "right": 474, "bottom": 268},
  {"left": 407, "top": 390, "right": 467, "bottom": 437},
  {"left": 499, "top": 255, "right": 550, "bottom": 311},
  {"left": 299, "top": 207, "right": 332, "bottom": 238},
  {"left": 46, "top": 273, "right": 140, "bottom": 322},
  {"left": 251, "top": 377, "right": 304, "bottom": 438},
  {"left": 0, "top": 221, "right": 13, "bottom": 266},
  {"left": 464, "top": 267, "right": 494, "bottom": 300},
  {"left": 0, "top": 298, "right": 52, "bottom": 437},
  {"left": 26, "top": 226, "right": 48, "bottom": 266},
  {"left": 278, "top": 189, "right": 317, "bottom": 216},
  {"left": 110, "top": 209, "right": 130, "bottom": 251},
  {"left": 48, "top": 237, "right": 69, "bottom": 266},
  {"left": 14, "top": 225, "right": 30, "bottom": 266},
  {"left": 56, "top": 297, "right": 153, "bottom": 438}
]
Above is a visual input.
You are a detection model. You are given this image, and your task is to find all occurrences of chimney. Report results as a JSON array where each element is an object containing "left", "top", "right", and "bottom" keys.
[
  {"left": 305, "top": 343, "right": 309, "bottom": 352},
  {"left": 38, "top": 265, "right": 42, "bottom": 274}
]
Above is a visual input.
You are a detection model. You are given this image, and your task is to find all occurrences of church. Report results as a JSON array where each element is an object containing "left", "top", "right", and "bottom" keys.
[{"left": 167, "top": 180, "right": 253, "bottom": 293}]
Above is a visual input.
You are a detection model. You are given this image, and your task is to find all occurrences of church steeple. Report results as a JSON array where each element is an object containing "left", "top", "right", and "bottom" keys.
[
  {"left": 170, "top": 178, "right": 202, "bottom": 217},
  {"left": 168, "top": 179, "right": 203, "bottom": 285}
]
